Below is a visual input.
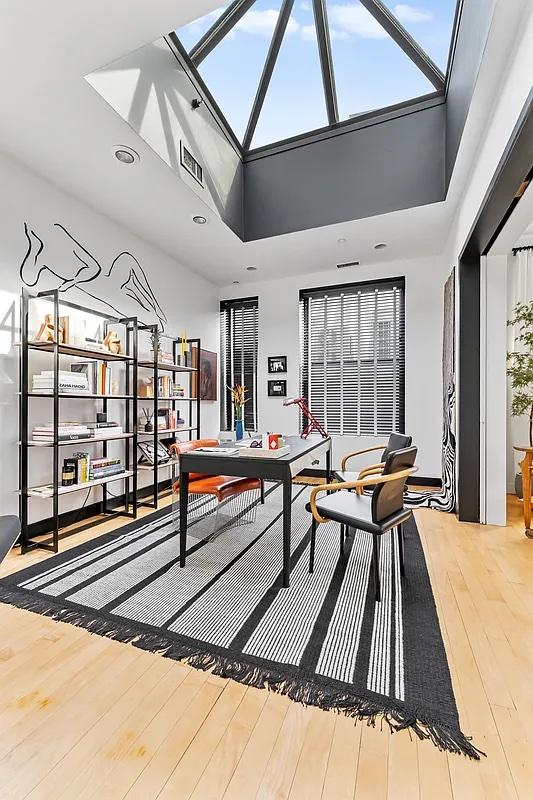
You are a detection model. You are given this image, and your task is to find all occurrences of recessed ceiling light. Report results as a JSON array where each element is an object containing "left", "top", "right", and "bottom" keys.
[
  {"left": 245, "top": 266, "right": 257, "bottom": 271},
  {"left": 232, "top": 280, "right": 240, "bottom": 284},
  {"left": 374, "top": 243, "right": 387, "bottom": 250},
  {"left": 337, "top": 237, "right": 347, "bottom": 244},
  {"left": 114, "top": 146, "right": 139, "bottom": 165},
  {"left": 192, "top": 215, "right": 207, "bottom": 225}
]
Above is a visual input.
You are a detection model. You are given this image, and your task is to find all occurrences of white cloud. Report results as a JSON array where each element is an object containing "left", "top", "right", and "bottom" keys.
[
  {"left": 183, "top": 7, "right": 225, "bottom": 36},
  {"left": 393, "top": 4, "right": 433, "bottom": 23},
  {"left": 301, "top": 23, "right": 316, "bottom": 41},
  {"left": 235, "top": 9, "right": 300, "bottom": 36},
  {"left": 300, "top": 1, "right": 311, "bottom": 10},
  {"left": 328, "top": 4, "right": 388, "bottom": 39}
]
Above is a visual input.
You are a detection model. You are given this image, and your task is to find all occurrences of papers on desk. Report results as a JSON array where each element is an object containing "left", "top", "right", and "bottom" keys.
[
  {"left": 195, "top": 447, "right": 239, "bottom": 455},
  {"left": 238, "top": 445, "right": 290, "bottom": 459}
]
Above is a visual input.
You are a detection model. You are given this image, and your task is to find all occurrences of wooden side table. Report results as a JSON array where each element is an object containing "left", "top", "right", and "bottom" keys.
[{"left": 514, "top": 446, "right": 533, "bottom": 538}]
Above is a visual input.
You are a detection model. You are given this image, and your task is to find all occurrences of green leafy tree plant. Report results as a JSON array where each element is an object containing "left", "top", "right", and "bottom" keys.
[{"left": 507, "top": 301, "right": 533, "bottom": 447}]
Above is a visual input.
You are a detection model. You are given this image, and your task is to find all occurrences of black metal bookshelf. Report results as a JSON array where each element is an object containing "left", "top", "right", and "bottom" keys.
[
  {"left": 19, "top": 288, "right": 139, "bottom": 553},
  {"left": 137, "top": 325, "right": 201, "bottom": 509}
]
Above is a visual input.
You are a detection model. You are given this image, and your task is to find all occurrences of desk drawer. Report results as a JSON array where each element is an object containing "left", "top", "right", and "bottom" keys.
[{"left": 290, "top": 440, "right": 329, "bottom": 478}]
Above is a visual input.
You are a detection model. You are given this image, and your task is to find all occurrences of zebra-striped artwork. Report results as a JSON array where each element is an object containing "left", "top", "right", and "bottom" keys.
[{"left": 405, "top": 270, "right": 456, "bottom": 513}]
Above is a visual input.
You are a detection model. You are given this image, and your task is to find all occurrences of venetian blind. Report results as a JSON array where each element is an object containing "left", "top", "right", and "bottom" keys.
[
  {"left": 220, "top": 297, "right": 259, "bottom": 431},
  {"left": 299, "top": 280, "right": 405, "bottom": 436}
]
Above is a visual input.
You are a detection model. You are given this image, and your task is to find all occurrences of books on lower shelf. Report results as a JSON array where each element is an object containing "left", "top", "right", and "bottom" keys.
[
  {"left": 32, "top": 421, "right": 123, "bottom": 441},
  {"left": 138, "top": 376, "right": 186, "bottom": 399},
  {"left": 157, "top": 409, "right": 184, "bottom": 430}
]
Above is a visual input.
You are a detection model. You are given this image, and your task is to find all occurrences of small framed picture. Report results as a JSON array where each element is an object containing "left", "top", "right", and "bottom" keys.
[
  {"left": 268, "top": 379, "right": 287, "bottom": 397},
  {"left": 268, "top": 356, "right": 287, "bottom": 373}
]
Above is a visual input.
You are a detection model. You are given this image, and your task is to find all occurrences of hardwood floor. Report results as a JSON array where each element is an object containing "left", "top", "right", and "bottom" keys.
[{"left": 1, "top": 496, "right": 532, "bottom": 799}]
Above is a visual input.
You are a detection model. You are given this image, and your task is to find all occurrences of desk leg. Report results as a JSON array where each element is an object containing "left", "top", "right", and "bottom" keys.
[
  {"left": 180, "top": 471, "right": 189, "bottom": 567},
  {"left": 282, "top": 475, "right": 292, "bottom": 588},
  {"left": 521, "top": 454, "right": 533, "bottom": 538},
  {"left": 326, "top": 442, "right": 332, "bottom": 494}
]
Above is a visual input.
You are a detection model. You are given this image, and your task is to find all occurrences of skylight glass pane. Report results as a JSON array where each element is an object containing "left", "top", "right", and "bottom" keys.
[
  {"left": 251, "top": 5, "right": 327, "bottom": 149},
  {"left": 380, "top": 0, "right": 458, "bottom": 70},
  {"left": 175, "top": 7, "right": 226, "bottom": 52},
  {"left": 326, "top": 0, "right": 435, "bottom": 120},
  {"left": 196, "top": 0, "right": 284, "bottom": 142}
]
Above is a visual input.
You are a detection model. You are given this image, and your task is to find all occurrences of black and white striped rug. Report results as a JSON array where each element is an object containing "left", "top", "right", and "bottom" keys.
[{"left": 0, "top": 483, "right": 482, "bottom": 759}]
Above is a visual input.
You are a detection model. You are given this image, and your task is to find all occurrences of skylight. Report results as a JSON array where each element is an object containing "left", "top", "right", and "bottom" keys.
[{"left": 174, "top": 0, "right": 459, "bottom": 152}]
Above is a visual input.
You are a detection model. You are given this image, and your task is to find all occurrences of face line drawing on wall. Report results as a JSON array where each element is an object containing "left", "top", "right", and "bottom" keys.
[{"left": 19, "top": 221, "right": 168, "bottom": 330}]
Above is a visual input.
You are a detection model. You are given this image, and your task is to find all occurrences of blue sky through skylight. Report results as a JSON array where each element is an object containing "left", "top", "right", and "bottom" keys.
[{"left": 176, "top": 1, "right": 457, "bottom": 148}]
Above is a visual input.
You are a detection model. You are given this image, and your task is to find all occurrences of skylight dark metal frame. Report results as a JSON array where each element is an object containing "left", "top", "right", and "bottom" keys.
[{"left": 170, "top": 0, "right": 462, "bottom": 158}]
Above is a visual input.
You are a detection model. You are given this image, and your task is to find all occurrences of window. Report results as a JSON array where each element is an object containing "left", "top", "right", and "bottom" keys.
[
  {"left": 220, "top": 297, "right": 259, "bottom": 431},
  {"left": 300, "top": 279, "right": 405, "bottom": 436},
  {"left": 173, "top": 1, "right": 459, "bottom": 152}
]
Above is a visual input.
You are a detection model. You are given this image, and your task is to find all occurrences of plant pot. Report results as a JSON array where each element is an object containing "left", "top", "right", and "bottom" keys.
[
  {"left": 235, "top": 418, "right": 244, "bottom": 441},
  {"left": 515, "top": 472, "right": 523, "bottom": 499}
]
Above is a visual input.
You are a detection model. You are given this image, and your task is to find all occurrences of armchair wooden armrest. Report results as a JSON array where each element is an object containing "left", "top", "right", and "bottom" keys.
[
  {"left": 357, "top": 462, "right": 386, "bottom": 480},
  {"left": 309, "top": 467, "right": 418, "bottom": 523},
  {"left": 341, "top": 445, "right": 385, "bottom": 471}
]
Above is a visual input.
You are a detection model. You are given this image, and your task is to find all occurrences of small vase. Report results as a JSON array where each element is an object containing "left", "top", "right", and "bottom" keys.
[{"left": 235, "top": 418, "right": 244, "bottom": 441}]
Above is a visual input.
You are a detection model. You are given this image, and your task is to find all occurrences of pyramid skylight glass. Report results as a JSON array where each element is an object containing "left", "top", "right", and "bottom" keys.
[{"left": 174, "top": 0, "right": 459, "bottom": 151}]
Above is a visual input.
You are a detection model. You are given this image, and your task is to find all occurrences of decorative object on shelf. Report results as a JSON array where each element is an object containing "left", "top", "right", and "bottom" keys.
[
  {"left": 268, "top": 355, "right": 287, "bottom": 373},
  {"left": 268, "top": 379, "right": 287, "bottom": 398},
  {"left": 19, "top": 221, "right": 168, "bottom": 332},
  {"left": 191, "top": 347, "right": 217, "bottom": 400},
  {"left": 508, "top": 301, "right": 533, "bottom": 510},
  {"left": 33, "top": 314, "right": 69, "bottom": 344},
  {"left": 142, "top": 407, "right": 154, "bottom": 433},
  {"left": 137, "top": 441, "right": 171, "bottom": 465},
  {"left": 61, "top": 460, "right": 76, "bottom": 486},
  {"left": 229, "top": 384, "right": 248, "bottom": 441},
  {"left": 284, "top": 397, "right": 328, "bottom": 438},
  {"left": 103, "top": 330, "right": 122, "bottom": 354},
  {"left": 138, "top": 377, "right": 154, "bottom": 398}
]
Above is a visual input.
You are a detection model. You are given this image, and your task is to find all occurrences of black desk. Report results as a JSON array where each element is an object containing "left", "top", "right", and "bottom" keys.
[{"left": 178, "top": 436, "right": 332, "bottom": 587}]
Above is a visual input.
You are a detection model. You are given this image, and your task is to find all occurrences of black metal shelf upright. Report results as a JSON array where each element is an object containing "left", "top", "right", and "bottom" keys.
[
  {"left": 137, "top": 326, "right": 201, "bottom": 509},
  {"left": 19, "top": 287, "right": 139, "bottom": 553}
]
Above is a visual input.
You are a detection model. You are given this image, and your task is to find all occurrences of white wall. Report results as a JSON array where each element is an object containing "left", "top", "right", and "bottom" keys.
[
  {"left": 221, "top": 256, "right": 449, "bottom": 478},
  {"left": 0, "top": 151, "right": 220, "bottom": 522}
]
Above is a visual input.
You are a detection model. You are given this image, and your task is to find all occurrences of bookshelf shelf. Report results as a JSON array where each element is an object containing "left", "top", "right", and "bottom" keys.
[
  {"left": 26, "top": 433, "right": 134, "bottom": 447},
  {"left": 137, "top": 395, "right": 194, "bottom": 402},
  {"left": 138, "top": 426, "right": 195, "bottom": 437},
  {"left": 29, "top": 341, "right": 134, "bottom": 362},
  {"left": 137, "top": 459, "right": 178, "bottom": 472},
  {"left": 27, "top": 470, "right": 135, "bottom": 498},
  {"left": 26, "top": 392, "right": 135, "bottom": 400},
  {"left": 138, "top": 361, "right": 196, "bottom": 373}
]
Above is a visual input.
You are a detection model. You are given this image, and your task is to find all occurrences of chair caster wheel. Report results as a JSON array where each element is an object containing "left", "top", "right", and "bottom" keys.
[{"left": 526, "top": 528, "right": 533, "bottom": 539}]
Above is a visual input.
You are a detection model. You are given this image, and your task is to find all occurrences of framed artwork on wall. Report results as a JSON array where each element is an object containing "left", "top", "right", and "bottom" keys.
[
  {"left": 191, "top": 347, "right": 218, "bottom": 400},
  {"left": 268, "top": 379, "right": 287, "bottom": 397},
  {"left": 268, "top": 355, "right": 287, "bottom": 373}
]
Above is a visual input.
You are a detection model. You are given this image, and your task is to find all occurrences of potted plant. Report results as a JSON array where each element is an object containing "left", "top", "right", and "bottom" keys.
[
  {"left": 507, "top": 301, "right": 533, "bottom": 497},
  {"left": 229, "top": 384, "right": 248, "bottom": 441}
]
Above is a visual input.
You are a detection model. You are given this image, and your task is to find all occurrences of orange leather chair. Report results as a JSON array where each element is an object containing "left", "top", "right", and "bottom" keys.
[{"left": 170, "top": 440, "right": 263, "bottom": 539}]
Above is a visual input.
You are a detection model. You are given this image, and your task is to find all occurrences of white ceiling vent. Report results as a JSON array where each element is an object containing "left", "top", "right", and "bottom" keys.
[
  {"left": 180, "top": 142, "right": 203, "bottom": 186},
  {"left": 336, "top": 260, "right": 360, "bottom": 269}
]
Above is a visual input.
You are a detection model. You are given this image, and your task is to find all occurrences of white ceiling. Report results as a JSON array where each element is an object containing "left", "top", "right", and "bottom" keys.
[{"left": 0, "top": 0, "right": 523, "bottom": 287}]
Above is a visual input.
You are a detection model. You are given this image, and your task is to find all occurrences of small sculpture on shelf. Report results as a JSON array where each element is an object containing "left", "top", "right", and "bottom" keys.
[
  {"left": 142, "top": 407, "right": 154, "bottom": 433},
  {"left": 33, "top": 314, "right": 68, "bottom": 344},
  {"left": 103, "top": 330, "right": 122, "bottom": 355}
]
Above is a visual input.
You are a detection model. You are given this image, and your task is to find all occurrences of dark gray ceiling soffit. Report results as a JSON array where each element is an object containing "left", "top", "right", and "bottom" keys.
[
  {"left": 189, "top": 0, "right": 257, "bottom": 66},
  {"left": 242, "top": 0, "right": 296, "bottom": 151},
  {"left": 244, "top": 91, "right": 445, "bottom": 161},
  {"left": 358, "top": 0, "right": 445, "bottom": 90}
]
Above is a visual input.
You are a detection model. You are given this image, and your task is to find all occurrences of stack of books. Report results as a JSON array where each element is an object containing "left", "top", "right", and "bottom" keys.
[
  {"left": 33, "top": 423, "right": 92, "bottom": 442},
  {"left": 32, "top": 370, "right": 89, "bottom": 394},
  {"left": 65, "top": 452, "right": 91, "bottom": 483},
  {"left": 157, "top": 408, "right": 184, "bottom": 431},
  {"left": 90, "top": 458, "right": 125, "bottom": 480},
  {"left": 32, "top": 420, "right": 123, "bottom": 441}
]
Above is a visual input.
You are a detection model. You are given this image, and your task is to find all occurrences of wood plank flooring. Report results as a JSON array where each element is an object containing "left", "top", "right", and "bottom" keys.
[{"left": 1, "top": 495, "right": 532, "bottom": 799}]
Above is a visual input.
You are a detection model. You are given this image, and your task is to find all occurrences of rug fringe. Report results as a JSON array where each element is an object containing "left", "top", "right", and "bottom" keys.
[{"left": 0, "top": 584, "right": 485, "bottom": 761}]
